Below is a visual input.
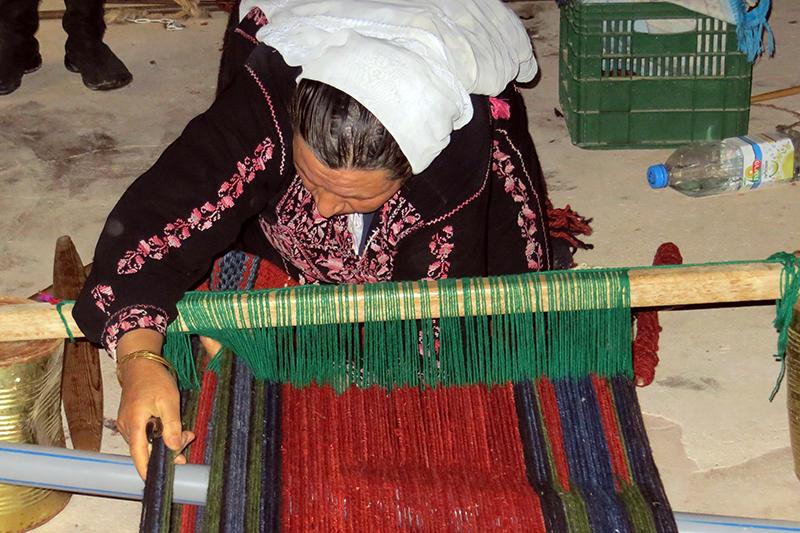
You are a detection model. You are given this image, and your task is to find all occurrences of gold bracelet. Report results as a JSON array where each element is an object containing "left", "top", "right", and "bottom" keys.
[{"left": 116, "top": 350, "right": 175, "bottom": 383}]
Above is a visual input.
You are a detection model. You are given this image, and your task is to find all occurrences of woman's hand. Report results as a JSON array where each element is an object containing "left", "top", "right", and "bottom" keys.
[
  {"left": 117, "top": 359, "right": 195, "bottom": 479},
  {"left": 115, "top": 329, "right": 194, "bottom": 479},
  {"left": 199, "top": 336, "right": 223, "bottom": 359}
]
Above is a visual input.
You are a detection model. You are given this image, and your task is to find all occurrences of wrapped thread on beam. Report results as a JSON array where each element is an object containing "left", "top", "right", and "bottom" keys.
[{"left": 164, "top": 269, "right": 633, "bottom": 390}]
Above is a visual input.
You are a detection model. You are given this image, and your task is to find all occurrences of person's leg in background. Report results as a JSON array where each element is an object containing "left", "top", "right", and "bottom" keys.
[
  {"left": 0, "top": 0, "right": 42, "bottom": 95},
  {"left": 63, "top": 0, "right": 132, "bottom": 90},
  {"left": 215, "top": 0, "right": 242, "bottom": 95}
]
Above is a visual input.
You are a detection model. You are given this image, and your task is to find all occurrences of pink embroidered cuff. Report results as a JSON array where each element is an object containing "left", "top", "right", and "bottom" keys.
[{"left": 102, "top": 305, "right": 170, "bottom": 356}]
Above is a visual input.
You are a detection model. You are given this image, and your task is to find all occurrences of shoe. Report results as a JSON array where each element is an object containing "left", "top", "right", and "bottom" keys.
[
  {"left": 0, "top": 41, "right": 42, "bottom": 96},
  {"left": 64, "top": 41, "right": 132, "bottom": 91}
]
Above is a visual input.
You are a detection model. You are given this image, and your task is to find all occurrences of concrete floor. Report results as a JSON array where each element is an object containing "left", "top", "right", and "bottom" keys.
[{"left": 0, "top": 2, "right": 798, "bottom": 531}]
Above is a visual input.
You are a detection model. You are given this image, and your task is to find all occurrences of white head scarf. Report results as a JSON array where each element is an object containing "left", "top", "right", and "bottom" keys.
[{"left": 237, "top": 0, "right": 537, "bottom": 174}]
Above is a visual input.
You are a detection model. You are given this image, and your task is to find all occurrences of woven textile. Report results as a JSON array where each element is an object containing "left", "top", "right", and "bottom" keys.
[{"left": 147, "top": 251, "right": 677, "bottom": 532}]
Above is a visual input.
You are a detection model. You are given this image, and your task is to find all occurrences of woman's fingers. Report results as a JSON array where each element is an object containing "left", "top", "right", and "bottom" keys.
[
  {"left": 199, "top": 336, "right": 222, "bottom": 357},
  {"left": 126, "top": 406, "right": 182, "bottom": 479},
  {"left": 127, "top": 422, "right": 195, "bottom": 478},
  {"left": 180, "top": 430, "right": 196, "bottom": 451},
  {"left": 159, "top": 402, "right": 184, "bottom": 451}
]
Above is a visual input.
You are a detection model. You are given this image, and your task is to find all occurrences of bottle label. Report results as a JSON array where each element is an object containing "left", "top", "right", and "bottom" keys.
[{"left": 730, "top": 133, "right": 796, "bottom": 191}]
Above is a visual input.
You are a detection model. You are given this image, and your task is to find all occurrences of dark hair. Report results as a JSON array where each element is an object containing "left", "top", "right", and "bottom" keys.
[{"left": 290, "top": 79, "right": 412, "bottom": 181}]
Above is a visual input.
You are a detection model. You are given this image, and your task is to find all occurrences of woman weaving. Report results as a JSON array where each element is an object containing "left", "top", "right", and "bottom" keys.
[{"left": 73, "top": 0, "right": 583, "bottom": 478}]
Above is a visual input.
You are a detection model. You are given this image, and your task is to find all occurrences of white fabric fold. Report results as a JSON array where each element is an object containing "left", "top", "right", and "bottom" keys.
[{"left": 238, "top": 0, "right": 538, "bottom": 173}]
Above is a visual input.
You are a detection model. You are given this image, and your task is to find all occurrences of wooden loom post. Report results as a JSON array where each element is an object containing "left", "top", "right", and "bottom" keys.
[
  {"left": 0, "top": 261, "right": 787, "bottom": 342},
  {"left": 51, "top": 237, "right": 103, "bottom": 452}
]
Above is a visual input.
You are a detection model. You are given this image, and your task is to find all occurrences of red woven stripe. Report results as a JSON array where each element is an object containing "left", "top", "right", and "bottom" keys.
[
  {"left": 535, "top": 378, "right": 571, "bottom": 491},
  {"left": 188, "top": 371, "right": 218, "bottom": 463},
  {"left": 254, "top": 258, "right": 297, "bottom": 289},
  {"left": 590, "top": 375, "right": 632, "bottom": 488},
  {"left": 179, "top": 370, "right": 218, "bottom": 533},
  {"left": 281, "top": 383, "right": 546, "bottom": 531}
]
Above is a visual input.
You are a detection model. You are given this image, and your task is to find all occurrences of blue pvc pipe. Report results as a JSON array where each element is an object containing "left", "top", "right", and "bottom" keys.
[
  {"left": 0, "top": 442, "right": 208, "bottom": 505},
  {"left": 675, "top": 513, "right": 800, "bottom": 532},
  {"left": 1, "top": 443, "right": 799, "bottom": 532}
]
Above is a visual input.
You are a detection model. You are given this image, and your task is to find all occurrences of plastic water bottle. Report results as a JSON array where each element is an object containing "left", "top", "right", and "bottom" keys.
[{"left": 647, "top": 127, "right": 800, "bottom": 197}]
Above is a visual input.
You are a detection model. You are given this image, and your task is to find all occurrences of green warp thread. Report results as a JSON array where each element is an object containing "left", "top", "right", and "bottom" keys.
[
  {"left": 46, "top": 256, "right": 798, "bottom": 392},
  {"left": 164, "top": 269, "right": 632, "bottom": 390}
]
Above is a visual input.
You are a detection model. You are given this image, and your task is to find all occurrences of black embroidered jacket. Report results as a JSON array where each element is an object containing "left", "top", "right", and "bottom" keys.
[{"left": 73, "top": 15, "right": 557, "bottom": 352}]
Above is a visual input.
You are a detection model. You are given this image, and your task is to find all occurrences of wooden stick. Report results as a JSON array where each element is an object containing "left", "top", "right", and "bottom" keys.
[
  {"left": 29, "top": 264, "right": 92, "bottom": 301},
  {"left": 0, "top": 262, "right": 787, "bottom": 342},
  {"left": 52, "top": 237, "right": 103, "bottom": 453},
  {"left": 751, "top": 85, "right": 800, "bottom": 104}
]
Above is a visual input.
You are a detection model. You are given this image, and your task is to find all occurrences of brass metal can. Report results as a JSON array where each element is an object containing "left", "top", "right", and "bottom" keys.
[
  {"left": 0, "top": 297, "right": 70, "bottom": 532},
  {"left": 788, "top": 303, "right": 800, "bottom": 481}
]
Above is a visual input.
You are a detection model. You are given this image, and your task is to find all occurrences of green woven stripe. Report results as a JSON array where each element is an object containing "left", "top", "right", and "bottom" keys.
[
  {"left": 165, "top": 269, "right": 633, "bottom": 390},
  {"left": 619, "top": 484, "right": 658, "bottom": 533},
  {"left": 159, "top": 451, "right": 176, "bottom": 533},
  {"left": 202, "top": 354, "right": 233, "bottom": 533},
  {"left": 560, "top": 490, "right": 592, "bottom": 533},
  {"left": 245, "top": 380, "right": 266, "bottom": 533},
  {"left": 531, "top": 383, "right": 592, "bottom": 532},
  {"left": 603, "top": 376, "right": 657, "bottom": 532},
  {"left": 168, "top": 388, "right": 200, "bottom": 532}
]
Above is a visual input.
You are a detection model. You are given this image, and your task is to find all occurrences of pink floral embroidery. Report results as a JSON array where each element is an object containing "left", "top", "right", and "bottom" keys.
[
  {"left": 489, "top": 97, "right": 511, "bottom": 120},
  {"left": 102, "top": 305, "right": 169, "bottom": 353},
  {"left": 244, "top": 7, "right": 269, "bottom": 27},
  {"left": 492, "top": 135, "right": 545, "bottom": 270},
  {"left": 91, "top": 285, "right": 115, "bottom": 314},
  {"left": 116, "top": 139, "right": 275, "bottom": 275},
  {"left": 259, "top": 176, "right": 422, "bottom": 284},
  {"left": 426, "top": 225, "right": 454, "bottom": 279}
]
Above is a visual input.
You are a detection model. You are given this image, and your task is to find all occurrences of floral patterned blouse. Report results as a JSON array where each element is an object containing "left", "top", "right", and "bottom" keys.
[{"left": 73, "top": 13, "right": 558, "bottom": 353}]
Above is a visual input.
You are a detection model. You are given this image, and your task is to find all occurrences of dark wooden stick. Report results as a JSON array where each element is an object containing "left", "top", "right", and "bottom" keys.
[
  {"left": 52, "top": 236, "right": 103, "bottom": 452},
  {"left": 751, "top": 85, "right": 800, "bottom": 104},
  {"left": 29, "top": 264, "right": 92, "bottom": 301}
]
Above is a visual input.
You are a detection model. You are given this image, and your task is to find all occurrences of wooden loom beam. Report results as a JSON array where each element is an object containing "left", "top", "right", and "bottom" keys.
[{"left": 0, "top": 261, "right": 787, "bottom": 342}]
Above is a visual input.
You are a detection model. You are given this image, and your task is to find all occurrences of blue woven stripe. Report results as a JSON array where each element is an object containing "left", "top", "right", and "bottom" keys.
[
  {"left": 513, "top": 381, "right": 569, "bottom": 531},
  {"left": 215, "top": 251, "right": 278, "bottom": 531},
  {"left": 221, "top": 357, "right": 254, "bottom": 533},
  {"left": 555, "top": 378, "right": 632, "bottom": 533},
  {"left": 611, "top": 376, "right": 677, "bottom": 533},
  {"left": 260, "top": 381, "right": 282, "bottom": 532}
]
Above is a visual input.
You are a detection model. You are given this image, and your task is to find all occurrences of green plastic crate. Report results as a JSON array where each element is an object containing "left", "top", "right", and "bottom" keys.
[{"left": 559, "top": 1, "right": 753, "bottom": 149}]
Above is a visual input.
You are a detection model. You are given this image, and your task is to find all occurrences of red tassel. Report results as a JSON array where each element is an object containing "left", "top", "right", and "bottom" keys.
[
  {"left": 633, "top": 243, "right": 683, "bottom": 386},
  {"left": 546, "top": 200, "right": 594, "bottom": 255}
]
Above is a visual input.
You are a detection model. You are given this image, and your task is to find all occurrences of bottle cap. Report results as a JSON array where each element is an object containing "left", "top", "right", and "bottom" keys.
[{"left": 647, "top": 164, "right": 669, "bottom": 189}]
